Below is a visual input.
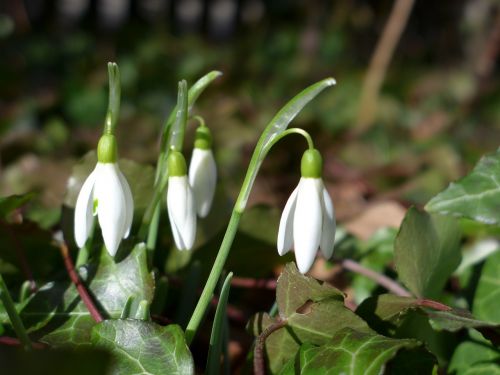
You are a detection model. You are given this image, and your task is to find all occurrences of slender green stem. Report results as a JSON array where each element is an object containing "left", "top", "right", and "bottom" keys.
[
  {"left": 185, "top": 209, "right": 242, "bottom": 344},
  {"left": 103, "top": 62, "right": 121, "bottom": 135},
  {"left": 192, "top": 115, "right": 206, "bottom": 128},
  {"left": 264, "top": 127, "right": 314, "bottom": 152},
  {"left": 0, "top": 273, "right": 32, "bottom": 350}
]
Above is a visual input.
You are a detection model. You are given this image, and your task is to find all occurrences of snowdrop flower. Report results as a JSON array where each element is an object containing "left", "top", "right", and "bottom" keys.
[
  {"left": 167, "top": 151, "right": 197, "bottom": 250},
  {"left": 277, "top": 149, "right": 336, "bottom": 274},
  {"left": 189, "top": 125, "right": 217, "bottom": 218},
  {"left": 74, "top": 134, "right": 133, "bottom": 256}
]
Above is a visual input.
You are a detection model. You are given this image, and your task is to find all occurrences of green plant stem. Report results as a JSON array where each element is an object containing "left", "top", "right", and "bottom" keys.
[
  {"left": 264, "top": 127, "right": 314, "bottom": 151},
  {"left": 0, "top": 273, "right": 32, "bottom": 350},
  {"left": 185, "top": 209, "right": 242, "bottom": 344},
  {"left": 103, "top": 62, "right": 121, "bottom": 135}
]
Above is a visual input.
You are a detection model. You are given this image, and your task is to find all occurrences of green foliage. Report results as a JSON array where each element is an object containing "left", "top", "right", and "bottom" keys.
[
  {"left": 249, "top": 263, "right": 373, "bottom": 373},
  {"left": 473, "top": 250, "right": 500, "bottom": 323},
  {"left": 394, "top": 207, "right": 461, "bottom": 298},
  {"left": 426, "top": 150, "right": 500, "bottom": 225},
  {"left": 449, "top": 338, "right": 500, "bottom": 375},
  {"left": 91, "top": 320, "right": 193, "bottom": 375},
  {"left": 279, "top": 328, "right": 435, "bottom": 375},
  {"left": 20, "top": 242, "right": 154, "bottom": 346},
  {"left": 0, "top": 193, "right": 34, "bottom": 218}
]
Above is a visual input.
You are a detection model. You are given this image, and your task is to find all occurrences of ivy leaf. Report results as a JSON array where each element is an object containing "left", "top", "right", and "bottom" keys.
[
  {"left": 473, "top": 250, "right": 500, "bottom": 323},
  {"left": 356, "top": 294, "right": 499, "bottom": 344},
  {"left": 249, "top": 263, "right": 372, "bottom": 373},
  {"left": 91, "top": 320, "right": 193, "bottom": 375},
  {"left": 22, "top": 242, "right": 154, "bottom": 346},
  {"left": 280, "top": 328, "right": 435, "bottom": 375},
  {"left": 394, "top": 207, "right": 461, "bottom": 298},
  {"left": 449, "top": 339, "right": 500, "bottom": 375},
  {"left": 426, "top": 150, "right": 500, "bottom": 225}
]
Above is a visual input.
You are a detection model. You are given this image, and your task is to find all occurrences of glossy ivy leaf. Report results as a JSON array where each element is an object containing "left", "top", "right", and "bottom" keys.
[
  {"left": 249, "top": 263, "right": 372, "bottom": 373},
  {"left": 356, "top": 294, "right": 499, "bottom": 344},
  {"left": 426, "top": 150, "right": 500, "bottom": 225},
  {"left": 0, "top": 346, "right": 110, "bottom": 375},
  {"left": 22, "top": 242, "right": 154, "bottom": 346},
  {"left": 394, "top": 207, "right": 461, "bottom": 298},
  {"left": 473, "top": 250, "right": 500, "bottom": 323},
  {"left": 0, "top": 193, "right": 35, "bottom": 218},
  {"left": 279, "top": 328, "right": 435, "bottom": 375},
  {"left": 91, "top": 320, "right": 193, "bottom": 375},
  {"left": 449, "top": 339, "right": 500, "bottom": 375}
]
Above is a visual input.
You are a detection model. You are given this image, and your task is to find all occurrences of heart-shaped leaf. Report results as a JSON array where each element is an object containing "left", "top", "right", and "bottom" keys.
[
  {"left": 91, "top": 320, "right": 193, "bottom": 375},
  {"left": 426, "top": 150, "right": 500, "bottom": 225},
  {"left": 394, "top": 207, "right": 461, "bottom": 298},
  {"left": 279, "top": 328, "right": 435, "bottom": 375},
  {"left": 249, "top": 263, "right": 372, "bottom": 373}
]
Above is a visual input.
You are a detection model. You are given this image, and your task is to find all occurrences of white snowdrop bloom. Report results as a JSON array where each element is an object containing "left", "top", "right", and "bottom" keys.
[
  {"left": 74, "top": 134, "right": 133, "bottom": 256},
  {"left": 167, "top": 151, "right": 197, "bottom": 250},
  {"left": 189, "top": 126, "right": 217, "bottom": 218},
  {"left": 277, "top": 149, "right": 336, "bottom": 274}
]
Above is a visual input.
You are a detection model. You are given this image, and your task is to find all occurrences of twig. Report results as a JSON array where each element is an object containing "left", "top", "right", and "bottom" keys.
[
  {"left": 254, "top": 318, "right": 288, "bottom": 375},
  {"left": 355, "top": 0, "right": 416, "bottom": 133},
  {"left": 416, "top": 299, "right": 451, "bottom": 311},
  {"left": 340, "top": 259, "right": 411, "bottom": 297},
  {"left": 58, "top": 241, "right": 103, "bottom": 323},
  {"left": 0, "top": 336, "right": 46, "bottom": 349},
  {"left": 230, "top": 277, "right": 276, "bottom": 290}
]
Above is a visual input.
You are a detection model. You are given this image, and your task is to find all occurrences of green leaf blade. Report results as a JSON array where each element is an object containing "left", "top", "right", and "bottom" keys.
[
  {"left": 394, "top": 207, "right": 461, "bottom": 298},
  {"left": 91, "top": 320, "right": 194, "bottom": 375},
  {"left": 426, "top": 151, "right": 500, "bottom": 225}
]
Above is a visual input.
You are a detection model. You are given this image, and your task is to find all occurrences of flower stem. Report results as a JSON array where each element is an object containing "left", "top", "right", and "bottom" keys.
[
  {"left": 0, "top": 273, "right": 32, "bottom": 350},
  {"left": 264, "top": 127, "right": 314, "bottom": 151},
  {"left": 103, "top": 62, "right": 121, "bottom": 136}
]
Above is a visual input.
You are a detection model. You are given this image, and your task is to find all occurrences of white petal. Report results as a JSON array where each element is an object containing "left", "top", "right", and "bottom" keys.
[
  {"left": 277, "top": 185, "right": 299, "bottom": 255},
  {"left": 293, "top": 178, "right": 322, "bottom": 274},
  {"left": 167, "top": 176, "right": 197, "bottom": 250},
  {"left": 117, "top": 168, "right": 134, "bottom": 238},
  {"left": 189, "top": 148, "right": 217, "bottom": 218},
  {"left": 74, "top": 169, "right": 97, "bottom": 248},
  {"left": 94, "top": 163, "right": 127, "bottom": 256},
  {"left": 320, "top": 183, "right": 336, "bottom": 259}
]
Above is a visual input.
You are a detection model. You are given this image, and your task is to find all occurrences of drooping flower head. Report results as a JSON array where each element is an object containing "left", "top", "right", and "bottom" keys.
[
  {"left": 74, "top": 134, "right": 134, "bottom": 256},
  {"left": 189, "top": 125, "right": 217, "bottom": 218},
  {"left": 277, "top": 148, "right": 336, "bottom": 273},
  {"left": 167, "top": 150, "right": 197, "bottom": 250}
]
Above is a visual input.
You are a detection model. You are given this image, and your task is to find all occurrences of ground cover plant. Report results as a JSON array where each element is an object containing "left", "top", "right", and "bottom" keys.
[
  {"left": 0, "top": 61, "right": 499, "bottom": 374},
  {"left": 1, "top": 2, "right": 500, "bottom": 374}
]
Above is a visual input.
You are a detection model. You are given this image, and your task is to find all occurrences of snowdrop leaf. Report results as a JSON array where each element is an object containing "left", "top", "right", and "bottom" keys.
[
  {"left": 279, "top": 328, "right": 435, "bottom": 375},
  {"left": 18, "top": 242, "right": 154, "bottom": 347},
  {"left": 426, "top": 150, "right": 500, "bottom": 225},
  {"left": 249, "top": 263, "right": 371, "bottom": 373},
  {"left": 394, "top": 207, "right": 461, "bottom": 298},
  {"left": 260, "top": 78, "right": 336, "bottom": 153},
  {"left": 91, "top": 320, "right": 193, "bottom": 375}
]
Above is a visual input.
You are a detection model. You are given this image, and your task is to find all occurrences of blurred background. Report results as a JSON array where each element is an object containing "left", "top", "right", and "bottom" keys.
[{"left": 0, "top": 0, "right": 499, "bottom": 237}]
